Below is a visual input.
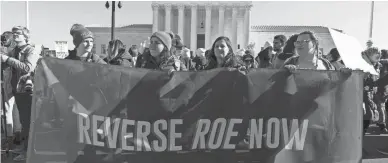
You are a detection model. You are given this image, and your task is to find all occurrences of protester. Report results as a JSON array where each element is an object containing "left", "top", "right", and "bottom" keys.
[
  {"left": 242, "top": 50, "right": 257, "bottom": 69},
  {"left": 1, "top": 31, "right": 23, "bottom": 150},
  {"left": 128, "top": 45, "right": 142, "bottom": 67},
  {"left": 192, "top": 48, "right": 207, "bottom": 71},
  {"left": 204, "top": 36, "right": 245, "bottom": 70},
  {"left": 140, "top": 31, "right": 186, "bottom": 72},
  {"left": 283, "top": 31, "right": 334, "bottom": 71},
  {"left": 362, "top": 47, "right": 382, "bottom": 134},
  {"left": 379, "top": 49, "right": 388, "bottom": 77},
  {"left": 1, "top": 26, "right": 40, "bottom": 161},
  {"left": 326, "top": 48, "right": 345, "bottom": 70},
  {"left": 272, "top": 34, "right": 299, "bottom": 69},
  {"left": 65, "top": 24, "right": 106, "bottom": 64},
  {"left": 256, "top": 46, "right": 273, "bottom": 68},
  {"left": 180, "top": 47, "right": 195, "bottom": 71},
  {"left": 282, "top": 31, "right": 338, "bottom": 163},
  {"left": 104, "top": 39, "right": 132, "bottom": 67},
  {"left": 270, "top": 35, "right": 287, "bottom": 64}
]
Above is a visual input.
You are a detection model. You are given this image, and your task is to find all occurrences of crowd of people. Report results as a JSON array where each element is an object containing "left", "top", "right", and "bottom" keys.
[{"left": 1, "top": 23, "right": 388, "bottom": 162}]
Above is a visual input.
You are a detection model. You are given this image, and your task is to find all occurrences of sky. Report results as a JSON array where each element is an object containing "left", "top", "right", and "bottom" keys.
[{"left": 1, "top": 1, "right": 387, "bottom": 50}]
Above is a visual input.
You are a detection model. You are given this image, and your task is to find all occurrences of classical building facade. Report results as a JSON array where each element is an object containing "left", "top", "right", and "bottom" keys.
[
  {"left": 86, "top": 2, "right": 342, "bottom": 58},
  {"left": 152, "top": 1, "right": 253, "bottom": 50}
]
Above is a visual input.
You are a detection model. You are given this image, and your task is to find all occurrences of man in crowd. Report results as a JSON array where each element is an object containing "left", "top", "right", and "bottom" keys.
[
  {"left": 270, "top": 35, "right": 287, "bottom": 65},
  {"left": 1, "top": 26, "right": 40, "bottom": 161},
  {"left": 128, "top": 45, "right": 142, "bottom": 67}
]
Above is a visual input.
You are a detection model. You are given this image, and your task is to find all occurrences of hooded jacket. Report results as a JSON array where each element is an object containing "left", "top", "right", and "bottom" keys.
[{"left": 104, "top": 51, "right": 133, "bottom": 67}]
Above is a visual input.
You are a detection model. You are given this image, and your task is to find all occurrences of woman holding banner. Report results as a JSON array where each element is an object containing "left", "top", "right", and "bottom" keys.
[{"left": 140, "top": 31, "right": 186, "bottom": 72}]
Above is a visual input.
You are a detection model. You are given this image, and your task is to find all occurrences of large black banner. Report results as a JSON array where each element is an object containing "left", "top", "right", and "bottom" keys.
[{"left": 27, "top": 58, "right": 363, "bottom": 163}]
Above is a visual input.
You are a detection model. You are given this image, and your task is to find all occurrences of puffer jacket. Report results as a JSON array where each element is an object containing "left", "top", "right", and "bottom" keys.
[
  {"left": 103, "top": 51, "right": 133, "bottom": 67},
  {"left": 140, "top": 51, "right": 187, "bottom": 71}
]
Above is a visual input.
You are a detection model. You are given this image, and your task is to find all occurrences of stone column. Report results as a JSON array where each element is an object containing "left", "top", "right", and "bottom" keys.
[
  {"left": 243, "top": 4, "right": 252, "bottom": 49},
  {"left": 164, "top": 4, "right": 172, "bottom": 32},
  {"left": 218, "top": 4, "right": 226, "bottom": 36},
  {"left": 152, "top": 3, "right": 159, "bottom": 33},
  {"left": 190, "top": 4, "right": 198, "bottom": 50},
  {"left": 205, "top": 4, "right": 212, "bottom": 49},
  {"left": 178, "top": 4, "right": 185, "bottom": 42},
  {"left": 231, "top": 5, "right": 238, "bottom": 50}
]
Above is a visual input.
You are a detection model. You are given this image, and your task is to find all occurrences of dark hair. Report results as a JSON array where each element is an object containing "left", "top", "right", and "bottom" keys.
[
  {"left": 283, "top": 34, "right": 298, "bottom": 54},
  {"left": 209, "top": 36, "right": 234, "bottom": 61},
  {"left": 381, "top": 49, "right": 388, "bottom": 59},
  {"left": 257, "top": 47, "right": 272, "bottom": 61},
  {"left": 108, "top": 39, "right": 126, "bottom": 57},
  {"left": 329, "top": 48, "right": 341, "bottom": 62},
  {"left": 1, "top": 31, "right": 13, "bottom": 46},
  {"left": 298, "top": 31, "right": 320, "bottom": 57},
  {"left": 274, "top": 35, "right": 287, "bottom": 44}
]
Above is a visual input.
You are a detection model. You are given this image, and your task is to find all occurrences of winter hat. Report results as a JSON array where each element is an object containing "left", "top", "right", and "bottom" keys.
[
  {"left": 196, "top": 48, "right": 206, "bottom": 57},
  {"left": 70, "top": 24, "right": 94, "bottom": 48},
  {"left": 151, "top": 31, "right": 172, "bottom": 51}
]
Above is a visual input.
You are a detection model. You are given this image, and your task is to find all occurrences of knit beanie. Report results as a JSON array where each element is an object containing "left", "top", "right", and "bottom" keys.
[
  {"left": 70, "top": 24, "right": 94, "bottom": 48},
  {"left": 151, "top": 31, "right": 172, "bottom": 51}
]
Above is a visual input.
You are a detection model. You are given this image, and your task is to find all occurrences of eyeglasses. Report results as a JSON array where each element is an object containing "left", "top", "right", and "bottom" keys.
[{"left": 294, "top": 40, "right": 311, "bottom": 45}]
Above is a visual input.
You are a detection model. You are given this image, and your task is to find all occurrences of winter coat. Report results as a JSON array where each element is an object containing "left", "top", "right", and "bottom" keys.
[
  {"left": 192, "top": 56, "right": 207, "bottom": 71},
  {"left": 139, "top": 51, "right": 187, "bottom": 72},
  {"left": 2, "top": 44, "right": 39, "bottom": 99},
  {"left": 180, "top": 57, "right": 195, "bottom": 71},
  {"left": 205, "top": 52, "right": 245, "bottom": 70},
  {"left": 103, "top": 51, "right": 133, "bottom": 67},
  {"left": 363, "top": 62, "right": 382, "bottom": 118},
  {"left": 65, "top": 50, "right": 106, "bottom": 64}
]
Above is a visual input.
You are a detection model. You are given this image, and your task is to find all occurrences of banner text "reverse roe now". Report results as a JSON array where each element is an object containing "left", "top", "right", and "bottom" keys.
[{"left": 78, "top": 115, "right": 309, "bottom": 152}]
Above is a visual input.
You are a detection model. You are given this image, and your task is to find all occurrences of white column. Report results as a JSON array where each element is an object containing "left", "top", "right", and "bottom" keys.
[
  {"left": 178, "top": 4, "right": 185, "bottom": 42},
  {"left": 152, "top": 3, "right": 159, "bottom": 33},
  {"left": 164, "top": 4, "right": 172, "bottom": 32},
  {"left": 205, "top": 4, "right": 212, "bottom": 49},
  {"left": 218, "top": 4, "right": 225, "bottom": 36},
  {"left": 231, "top": 5, "right": 238, "bottom": 50},
  {"left": 243, "top": 4, "right": 252, "bottom": 49},
  {"left": 190, "top": 4, "right": 198, "bottom": 50}
]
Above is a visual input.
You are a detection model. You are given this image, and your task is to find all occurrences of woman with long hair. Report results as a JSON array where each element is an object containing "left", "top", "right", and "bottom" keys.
[
  {"left": 205, "top": 36, "right": 244, "bottom": 70},
  {"left": 140, "top": 31, "right": 186, "bottom": 72},
  {"left": 104, "top": 39, "right": 132, "bottom": 67},
  {"left": 283, "top": 31, "right": 334, "bottom": 71}
]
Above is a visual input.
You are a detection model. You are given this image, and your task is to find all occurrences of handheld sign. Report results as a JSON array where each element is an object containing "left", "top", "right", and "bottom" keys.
[{"left": 329, "top": 28, "right": 378, "bottom": 75}]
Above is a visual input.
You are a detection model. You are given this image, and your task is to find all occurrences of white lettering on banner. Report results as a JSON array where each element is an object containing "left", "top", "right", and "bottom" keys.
[
  {"left": 249, "top": 118, "right": 309, "bottom": 151},
  {"left": 77, "top": 115, "right": 308, "bottom": 151}
]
